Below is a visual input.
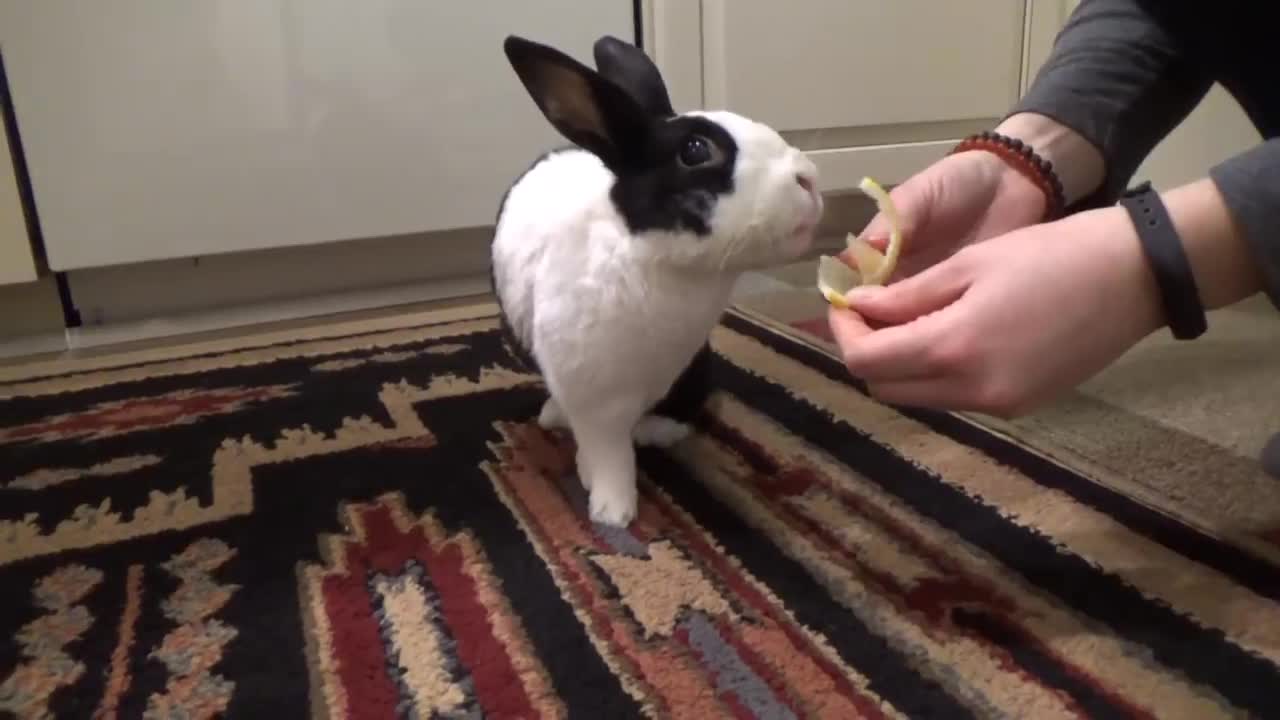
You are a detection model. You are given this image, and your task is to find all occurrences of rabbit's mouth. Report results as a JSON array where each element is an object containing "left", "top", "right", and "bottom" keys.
[
  {"left": 793, "top": 217, "right": 817, "bottom": 238},
  {"left": 792, "top": 188, "right": 824, "bottom": 236},
  {"left": 784, "top": 215, "right": 821, "bottom": 258}
]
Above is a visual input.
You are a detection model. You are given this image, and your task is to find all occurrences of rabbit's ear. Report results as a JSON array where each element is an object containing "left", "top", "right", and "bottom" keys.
[
  {"left": 504, "top": 35, "right": 650, "bottom": 169},
  {"left": 592, "top": 35, "right": 674, "bottom": 119}
]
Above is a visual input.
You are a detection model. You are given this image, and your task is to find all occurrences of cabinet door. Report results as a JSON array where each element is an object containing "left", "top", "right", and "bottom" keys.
[
  {"left": 0, "top": 1, "right": 632, "bottom": 271},
  {"left": 699, "top": 0, "right": 1027, "bottom": 190}
]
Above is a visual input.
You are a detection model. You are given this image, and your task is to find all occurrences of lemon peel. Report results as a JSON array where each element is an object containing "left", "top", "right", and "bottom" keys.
[{"left": 816, "top": 176, "right": 904, "bottom": 307}]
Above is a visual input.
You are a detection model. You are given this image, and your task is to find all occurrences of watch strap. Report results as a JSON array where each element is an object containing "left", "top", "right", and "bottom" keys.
[{"left": 1118, "top": 181, "right": 1207, "bottom": 340}]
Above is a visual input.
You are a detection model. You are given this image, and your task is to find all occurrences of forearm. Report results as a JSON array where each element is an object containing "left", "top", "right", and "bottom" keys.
[
  {"left": 1002, "top": 0, "right": 1213, "bottom": 208},
  {"left": 1127, "top": 139, "right": 1280, "bottom": 318},
  {"left": 1200, "top": 139, "right": 1280, "bottom": 309},
  {"left": 1162, "top": 177, "right": 1265, "bottom": 311}
]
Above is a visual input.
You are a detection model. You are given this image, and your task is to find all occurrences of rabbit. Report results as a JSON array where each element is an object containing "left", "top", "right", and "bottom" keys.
[{"left": 491, "top": 34, "right": 823, "bottom": 527}]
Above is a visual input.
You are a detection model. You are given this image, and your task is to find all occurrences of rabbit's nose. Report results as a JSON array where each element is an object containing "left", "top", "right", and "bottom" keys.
[{"left": 795, "top": 173, "right": 816, "bottom": 194}]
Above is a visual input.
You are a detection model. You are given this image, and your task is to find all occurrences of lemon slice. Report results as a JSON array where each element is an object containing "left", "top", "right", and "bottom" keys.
[
  {"left": 817, "top": 254, "right": 862, "bottom": 308},
  {"left": 847, "top": 237, "right": 887, "bottom": 283},
  {"left": 816, "top": 176, "right": 904, "bottom": 306},
  {"left": 854, "top": 176, "right": 904, "bottom": 286}
]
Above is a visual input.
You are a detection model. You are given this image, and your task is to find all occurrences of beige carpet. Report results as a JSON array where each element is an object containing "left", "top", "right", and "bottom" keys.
[{"left": 735, "top": 262, "right": 1280, "bottom": 559}]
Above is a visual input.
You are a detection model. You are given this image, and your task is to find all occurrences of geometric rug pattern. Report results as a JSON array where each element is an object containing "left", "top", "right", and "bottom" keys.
[{"left": 1, "top": 306, "right": 1276, "bottom": 718}]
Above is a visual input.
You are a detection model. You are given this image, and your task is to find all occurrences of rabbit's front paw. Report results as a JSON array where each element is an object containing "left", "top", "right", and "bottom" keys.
[
  {"left": 588, "top": 483, "right": 637, "bottom": 527},
  {"left": 538, "top": 397, "right": 567, "bottom": 430},
  {"left": 633, "top": 415, "right": 691, "bottom": 447}
]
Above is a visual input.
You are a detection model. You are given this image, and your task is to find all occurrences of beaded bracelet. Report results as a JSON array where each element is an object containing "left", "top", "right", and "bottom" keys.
[{"left": 949, "top": 131, "right": 1067, "bottom": 222}]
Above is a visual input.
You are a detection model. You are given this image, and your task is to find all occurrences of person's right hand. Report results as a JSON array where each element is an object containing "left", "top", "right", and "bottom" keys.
[{"left": 847, "top": 150, "right": 1049, "bottom": 281}]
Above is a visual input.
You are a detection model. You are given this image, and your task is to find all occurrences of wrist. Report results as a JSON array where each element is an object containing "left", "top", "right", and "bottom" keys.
[
  {"left": 951, "top": 131, "right": 1062, "bottom": 220},
  {"left": 1103, "top": 205, "right": 1168, "bottom": 339},
  {"left": 970, "top": 149, "right": 1048, "bottom": 219},
  {"left": 962, "top": 148, "right": 1044, "bottom": 219},
  {"left": 1162, "top": 178, "right": 1265, "bottom": 310},
  {"left": 1114, "top": 177, "right": 1263, "bottom": 341},
  {"left": 995, "top": 112, "right": 1105, "bottom": 206}
]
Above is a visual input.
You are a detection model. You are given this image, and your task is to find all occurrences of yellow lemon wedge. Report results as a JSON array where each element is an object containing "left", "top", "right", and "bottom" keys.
[
  {"left": 816, "top": 176, "right": 905, "bottom": 307},
  {"left": 817, "top": 254, "right": 862, "bottom": 308}
]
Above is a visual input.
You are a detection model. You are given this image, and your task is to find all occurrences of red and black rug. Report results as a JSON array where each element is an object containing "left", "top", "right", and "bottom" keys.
[{"left": 1, "top": 304, "right": 1277, "bottom": 719}]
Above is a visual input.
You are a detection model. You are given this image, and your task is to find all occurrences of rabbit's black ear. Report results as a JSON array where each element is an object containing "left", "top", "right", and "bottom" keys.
[
  {"left": 592, "top": 35, "right": 674, "bottom": 119},
  {"left": 504, "top": 35, "right": 650, "bottom": 170}
]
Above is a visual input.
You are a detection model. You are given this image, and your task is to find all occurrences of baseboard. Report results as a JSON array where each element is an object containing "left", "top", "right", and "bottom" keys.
[
  {"left": 65, "top": 225, "right": 493, "bottom": 325},
  {"left": 0, "top": 329, "right": 68, "bottom": 361},
  {"left": 62, "top": 273, "right": 490, "bottom": 352}
]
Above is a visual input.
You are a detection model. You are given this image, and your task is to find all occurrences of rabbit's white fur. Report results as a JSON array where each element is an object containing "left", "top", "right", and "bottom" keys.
[{"left": 494, "top": 111, "right": 820, "bottom": 526}]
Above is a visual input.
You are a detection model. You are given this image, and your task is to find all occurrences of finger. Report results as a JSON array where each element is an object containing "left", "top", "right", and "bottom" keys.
[
  {"left": 867, "top": 373, "right": 1029, "bottom": 418},
  {"left": 837, "top": 303, "right": 964, "bottom": 382},
  {"left": 826, "top": 305, "right": 873, "bottom": 346},
  {"left": 845, "top": 252, "right": 972, "bottom": 325},
  {"left": 864, "top": 376, "right": 977, "bottom": 411},
  {"left": 849, "top": 227, "right": 891, "bottom": 253}
]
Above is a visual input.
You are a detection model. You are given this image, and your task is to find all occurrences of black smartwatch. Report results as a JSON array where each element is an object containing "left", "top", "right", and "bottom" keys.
[{"left": 1118, "top": 181, "right": 1207, "bottom": 340}]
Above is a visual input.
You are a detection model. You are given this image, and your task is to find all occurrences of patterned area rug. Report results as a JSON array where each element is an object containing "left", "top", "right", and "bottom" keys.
[
  {"left": 740, "top": 284, "right": 1280, "bottom": 562},
  {"left": 1, "top": 304, "right": 1277, "bottom": 719}
]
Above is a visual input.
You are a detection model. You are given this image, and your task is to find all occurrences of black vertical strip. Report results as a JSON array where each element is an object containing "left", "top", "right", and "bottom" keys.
[
  {"left": 55, "top": 272, "right": 81, "bottom": 328},
  {"left": 705, "top": 347, "right": 1278, "bottom": 715},
  {"left": 633, "top": 0, "right": 644, "bottom": 49},
  {"left": 0, "top": 48, "right": 80, "bottom": 328}
]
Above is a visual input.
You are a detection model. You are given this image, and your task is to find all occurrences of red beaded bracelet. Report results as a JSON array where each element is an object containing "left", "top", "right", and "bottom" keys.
[{"left": 949, "top": 131, "right": 1066, "bottom": 221}]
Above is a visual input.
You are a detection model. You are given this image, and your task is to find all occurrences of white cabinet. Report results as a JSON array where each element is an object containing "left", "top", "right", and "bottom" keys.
[
  {"left": 0, "top": 1, "right": 633, "bottom": 271},
  {"left": 702, "top": 1, "right": 1024, "bottom": 130},
  {"left": 645, "top": 0, "right": 1055, "bottom": 192}
]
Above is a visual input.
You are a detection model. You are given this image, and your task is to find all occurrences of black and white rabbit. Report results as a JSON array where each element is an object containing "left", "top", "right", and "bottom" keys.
[{"left": 492, "top": 34, "right": 823, "bottom": 526}]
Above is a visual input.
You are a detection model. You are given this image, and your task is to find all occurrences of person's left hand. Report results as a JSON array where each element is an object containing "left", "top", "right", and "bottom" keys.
[{"left": 828, "top": 205, "right": 1167, "bottom": 417}]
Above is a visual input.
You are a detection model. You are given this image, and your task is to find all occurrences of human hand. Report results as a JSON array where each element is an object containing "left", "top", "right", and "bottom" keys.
[
  {"left": 848, "top": 150, "right": 1048, "bottom": 281},
  {"left": 828, "top": 205, "right": 1165, "bottom": 417}
]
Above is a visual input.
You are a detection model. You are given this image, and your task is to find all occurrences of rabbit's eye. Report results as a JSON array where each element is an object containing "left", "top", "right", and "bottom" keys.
[{"left": 678, "top": 135, "right": 715, "bottom": 167}]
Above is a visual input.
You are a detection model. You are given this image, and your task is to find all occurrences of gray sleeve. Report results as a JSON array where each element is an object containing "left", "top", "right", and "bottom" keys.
[
  {"left": 1008, "top": 0, "right": 1213, "bottom": 208},
  {"left": 1011, "top": 0, "right": 1280, "bottom": 309},
  {"left": 1210, "top": 140, "right": 1280, "bottom": 310}
]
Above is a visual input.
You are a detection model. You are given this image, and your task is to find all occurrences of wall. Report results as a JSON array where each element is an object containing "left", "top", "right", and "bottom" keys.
[
  {"left": 1137, "top": 84, "right": 1261, "bottom": 190},
  {"left": 1049, "top": 0, "right": 1259, "bottom": 189},
  {"left": 0, "top": 277, "right": 63, "bottom": 346}
]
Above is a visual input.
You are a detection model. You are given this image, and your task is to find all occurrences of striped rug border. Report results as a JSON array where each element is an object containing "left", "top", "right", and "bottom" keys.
[
  {"left": 736, "top": 303, "right": 1280, "bottom": 567},
  {"left": 721, "top": 310, "right": 1280, "bottom": 595},
  {"left": 714, "top": 311, "right": 1277, "bottom": 716}
]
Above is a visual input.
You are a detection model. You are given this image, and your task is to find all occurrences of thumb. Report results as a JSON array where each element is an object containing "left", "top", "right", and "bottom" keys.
[{"left": 845, "top": 253, "right": 971, "bottom": 325}]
